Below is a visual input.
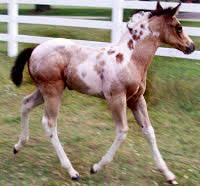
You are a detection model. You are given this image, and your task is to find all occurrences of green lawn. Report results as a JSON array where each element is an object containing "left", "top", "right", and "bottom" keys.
[
  {"left": 0, "top": 49, "right": 199, "bottom": 186},
  {"left": 0, "top": 5, "right": 200, "bottom": 186}
]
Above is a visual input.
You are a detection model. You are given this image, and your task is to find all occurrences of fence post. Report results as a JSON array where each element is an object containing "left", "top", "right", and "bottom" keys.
[
  {"left": 8, "top": 0, "right": 18, "bottom": 57},
  {"left": 111, "top": 0, "right": 123, "bottom": 44}
]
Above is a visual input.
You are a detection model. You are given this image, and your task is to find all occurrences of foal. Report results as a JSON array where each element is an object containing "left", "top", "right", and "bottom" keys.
[{"left": 11, "top": 2, "right": 195, "bottom": 184}]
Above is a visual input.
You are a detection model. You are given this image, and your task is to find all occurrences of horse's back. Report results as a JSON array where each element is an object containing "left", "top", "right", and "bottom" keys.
[
  {"left": 29, "top": 38, "right": 100, "bottom": 94},
  {"left": 31, "top": 38, "right": 76, "bottom": 60},
  {"left": 29, "top": 39, "right": 71, "bottom": 83}
]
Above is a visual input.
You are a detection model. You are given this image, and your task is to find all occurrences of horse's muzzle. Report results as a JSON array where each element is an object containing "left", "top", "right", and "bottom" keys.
[{"left": 184, "top": 43, "right": 195, "bottom": 54}]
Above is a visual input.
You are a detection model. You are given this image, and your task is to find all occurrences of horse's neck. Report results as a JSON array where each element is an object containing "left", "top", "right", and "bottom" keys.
[
  {"left": 134, "top": 37, "right": 159, "bottom": 76},
  {"left": 117, "top": 29, "right": 160, "bottom": 75},
  {"left": 113, "top": 30, "right": 136, "bottom": 60},
  {"left": 117, "top": 30, "right": 133, "bottom": 50}
]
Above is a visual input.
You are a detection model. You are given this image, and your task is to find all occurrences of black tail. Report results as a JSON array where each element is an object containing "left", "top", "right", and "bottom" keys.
[{"left": 10, "top": 47, "right": 34, "bottom": 87}]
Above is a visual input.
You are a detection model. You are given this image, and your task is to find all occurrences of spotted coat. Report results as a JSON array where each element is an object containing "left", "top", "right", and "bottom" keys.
[{"left": 30, "top": 12, "right": 156, "bottom": 101}]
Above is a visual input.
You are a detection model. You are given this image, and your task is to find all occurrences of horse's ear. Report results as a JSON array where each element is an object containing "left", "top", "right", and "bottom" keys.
[
  {"left": 156, "top": 1, "right": 163, "bottom": 11},
  {"left": 169, "top": 3, "right": 181, "bottom": 17}
]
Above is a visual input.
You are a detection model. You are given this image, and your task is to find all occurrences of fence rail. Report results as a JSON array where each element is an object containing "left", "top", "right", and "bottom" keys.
[{"left": 0, "top": 0, "right": 199, "bottom": 60}]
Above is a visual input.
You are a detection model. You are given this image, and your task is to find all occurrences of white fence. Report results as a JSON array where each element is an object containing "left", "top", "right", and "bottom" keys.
[{"left": 0, "top": 0, "right": 200, "bottom": 60}]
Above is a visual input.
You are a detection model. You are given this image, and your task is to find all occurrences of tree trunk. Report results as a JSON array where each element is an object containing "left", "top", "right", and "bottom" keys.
[{"left": 35, "top": 5, "right": 51, "bottom": 12}]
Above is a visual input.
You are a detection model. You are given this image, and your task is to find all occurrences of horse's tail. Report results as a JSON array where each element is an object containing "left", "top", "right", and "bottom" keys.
[{"left": 10, "top": 47, "right": 35, "bottom": 87}]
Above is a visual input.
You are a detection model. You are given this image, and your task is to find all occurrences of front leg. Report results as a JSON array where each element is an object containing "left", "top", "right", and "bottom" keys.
[
  {"left": 128, "top": 95, "right": 177, "bottom": 185},
  {"left": 91, "top": 93, "right": 128, "bottom": 173}
]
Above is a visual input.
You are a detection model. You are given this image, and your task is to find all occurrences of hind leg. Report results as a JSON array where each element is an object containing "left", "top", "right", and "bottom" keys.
[
  {"left": 14, "top": 89, "right": 44, "bottom": 153},
  {"left": 41, "top": 82, "right": 80, "bottom": 181}
]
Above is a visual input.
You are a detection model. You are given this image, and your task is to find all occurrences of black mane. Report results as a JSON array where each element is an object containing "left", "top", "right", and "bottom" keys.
[{"left": 149, "top": 7, "right": 174, "bottom": 18}]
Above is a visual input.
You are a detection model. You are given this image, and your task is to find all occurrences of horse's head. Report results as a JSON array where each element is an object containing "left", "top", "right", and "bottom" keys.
[{"left": 149, "top": 2, "right": 195, "bottom": 54}]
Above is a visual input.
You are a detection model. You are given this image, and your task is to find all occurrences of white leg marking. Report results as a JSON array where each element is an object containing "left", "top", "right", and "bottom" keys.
[
  {"left": 14, "top": 105, "right": 29, "bottom": 151},
  {"left": 92, "top": 94, "right": 128, "bottom": 173},
  {"left": 142, "top": 126, "right": 176, "bottom": 181},
  {"left": 15, "top": 91, "right": 43, "bottom": 151},
  {"left": 131, "top": 95, "right": 176, "bottom": 182},
  {"left": 93, "top": 129, "right": 127, "bottom": 172},
  {"left": 42, "top": 116, "right": 79, "bottom": 178}
]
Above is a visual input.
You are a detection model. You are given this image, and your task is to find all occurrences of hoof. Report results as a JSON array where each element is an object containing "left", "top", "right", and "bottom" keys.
[
  {"left": 13, "top": 147, "right": 18, "bottom": 154},
  {"left": 90, "top": 166, "right": 97, "bottom": 174},
  {"left": 71, "top": 175, "right": 80, "bottom": 182},
  {"left": 167, "top": 180, "right": 178, "bottom": 185}
]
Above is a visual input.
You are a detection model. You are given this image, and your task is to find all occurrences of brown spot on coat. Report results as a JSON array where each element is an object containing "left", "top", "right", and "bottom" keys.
[
  {"left": 100, "top": 73, "right": 104, "bottom": 80},
  {"left": 140, "top": 31, "right": 143, "bottom": 35},
  {"left": 107, "top": 49, "right": 115, "bottom": 55},
  {"left": 128, "top": 27, "right": 133, "bottom": 34},
  {"left": 140, "top": 12, "right": 144, "bottom": 16},
  {"left": 140, "top": 24, "right": 144, "bottom": 29},
  {"left": 96, "top": 52, "right": 103, "bottom": 60},
  {"left": 116, "top": 53, "right": 124, "bottom": 63},
  {"left": 132, "top": 35, "right": 137, "bottom": 40},
  {"left": 128, "top": 40, "right": 134, "bottom": 50},
  {"left": 133, "top": 34, "right": 140, "bottom": 41},
  {"left": 64, "top": 67, "right": 90, "bottom": 93},
  {"left": 94, "top": 64, "right": 103, "bottom": 75},
  {"left": 99, "top": 60, "right": 105, "bottom": 66}
]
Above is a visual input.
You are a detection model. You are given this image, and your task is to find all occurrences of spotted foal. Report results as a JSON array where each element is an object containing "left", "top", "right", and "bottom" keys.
[{"left": 11, "top": 2, "right": 195, "bottom": 184}]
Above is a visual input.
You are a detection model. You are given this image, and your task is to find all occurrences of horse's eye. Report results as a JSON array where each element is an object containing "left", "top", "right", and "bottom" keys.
[{"left": 176, "top": 26, "right": 182, "bottom": 34}]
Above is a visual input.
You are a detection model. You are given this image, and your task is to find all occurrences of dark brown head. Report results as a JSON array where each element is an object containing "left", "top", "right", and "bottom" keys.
[{"left": 149, "top": 2, "right": 195, "bottom": 54}]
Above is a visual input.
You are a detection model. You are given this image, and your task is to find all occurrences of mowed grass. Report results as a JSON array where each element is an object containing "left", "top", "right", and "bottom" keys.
[
  {"left": 0, "top": 47, "right": 199, "bottom": 186},
  {"left": 0, "top": 5, "right": 200, "bottom": 186}
]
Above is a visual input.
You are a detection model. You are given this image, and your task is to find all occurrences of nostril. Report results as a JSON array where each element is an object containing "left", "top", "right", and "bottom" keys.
[
  {"left": 189, "top": 43, "right": 195, "bottom": 52},
  {"left": 184, "top": 43, "right": 195, "bottom": 54}
]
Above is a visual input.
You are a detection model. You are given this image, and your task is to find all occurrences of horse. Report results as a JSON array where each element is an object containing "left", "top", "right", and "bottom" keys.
[{"left": 10, "top": 2, "right": 195, "bottom": 184}]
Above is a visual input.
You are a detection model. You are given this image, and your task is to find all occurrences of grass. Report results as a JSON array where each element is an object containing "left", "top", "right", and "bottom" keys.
[
  {"left": 0, "top": 5, "right": 200, "bottom": 186},
  {"left": 0, "top": 48, "right": 199, "bottom": 186}
]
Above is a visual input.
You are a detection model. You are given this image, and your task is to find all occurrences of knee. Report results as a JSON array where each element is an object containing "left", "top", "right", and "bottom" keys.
[
  {"left": 142, "top": 126, "right": 154, "bottom": 135},
  {"left": 42, "top": 116, "right": 48, "bottom": 129},
  {"left": 42, "top": 116, "right": 52, "bottom": 137},
  {"left": 142, "top": 126, "right": 155, "bottom": 141},
  {"left": 118, "top": 133, "right": 127, "bottom": 142},
  {"left": 117, "top": 128, "right": 128, "bottom": 141},
  {"left": 42, "top": 116, "right": 57, "bottom": 138}
]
